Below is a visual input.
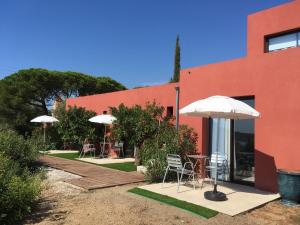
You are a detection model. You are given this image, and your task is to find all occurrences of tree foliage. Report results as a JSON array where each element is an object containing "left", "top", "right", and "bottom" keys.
[
  {"left": 0, "top": 68, "right": 126, "bottom": 135},
  {"left": 110, "top": 102, "right": 169, "bottom": 148},
  {"left": 170, "top": 35, "right": 181, "bottom": 83},
  {"left": 110, "top": 102, "right": 174, "bottom": 164},
  {"left": 54, "top": 102, "right": 102, "bottom": 149}
]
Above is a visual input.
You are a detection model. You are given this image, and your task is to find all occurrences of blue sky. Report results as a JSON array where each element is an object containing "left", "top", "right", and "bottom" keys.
[{"left": 0, "top": 0, "right": 290, "bottom": 88}]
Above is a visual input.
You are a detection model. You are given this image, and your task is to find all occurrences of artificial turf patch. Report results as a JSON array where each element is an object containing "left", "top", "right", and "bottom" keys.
[
  {"left": 128, "top": 187, "right": 218, "bottom": 219},
  {"left": 49, "top": 153, "right": 136, "bottom": 172},
  {"left": 98, "top": 162, "right": 137, "bottom": 172},
  {"left": 49, "top": 152, "right": 80, "bottom": 160}
]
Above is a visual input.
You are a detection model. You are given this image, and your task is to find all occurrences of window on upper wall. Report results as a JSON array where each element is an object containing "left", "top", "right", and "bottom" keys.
[
  {"left": 166, "top": 106, "right": 173, "bottom": 118},
  {"left": 267, "top": 31, "right": 300, "bottom": 52}
]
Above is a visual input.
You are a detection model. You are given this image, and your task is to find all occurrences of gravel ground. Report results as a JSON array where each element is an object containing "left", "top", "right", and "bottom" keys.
[{"left": 24, "top": 168, "right": 300, "bottom": 225}]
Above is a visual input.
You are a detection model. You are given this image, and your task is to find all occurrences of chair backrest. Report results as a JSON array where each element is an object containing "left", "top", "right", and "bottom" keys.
[
  {"left": 82, "top": 143, "right": 95, "bottom": 153},
  {"left": 118, "top": 142, "right": 124, "bottom": 147},
  {"left": 210, "top": 154, "right": 228, "bottom": 166},
  {"left": 114, "top": 141, "right": 124, "bottom": 148},
  {"left": 166, "top": 154, "right": 183, "bottom": 170}
]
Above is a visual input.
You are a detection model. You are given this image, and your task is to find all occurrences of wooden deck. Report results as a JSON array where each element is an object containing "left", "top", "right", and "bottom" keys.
[{"left": 40, "top": 155, "right": 145, "bottom": 190}]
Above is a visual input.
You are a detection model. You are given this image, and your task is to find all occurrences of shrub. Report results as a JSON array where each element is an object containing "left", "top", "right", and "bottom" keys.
[
  {"left": 110, "top": 102, "right": 172, "bottom": 163},
  {"left": 0, "top": 130, "right": 42, "bottom": 168},
  {"left": 54, "top": 102, "right": 102, "bottom": 149},
  {"left": 31, "top": 126, "right": 62, "bottom": 150},
  {"left": 0, "top": 154, "right": 42, "bottom": 224},
  {"left": 140, "top": 124, "right": 198, "bottom": 182}
]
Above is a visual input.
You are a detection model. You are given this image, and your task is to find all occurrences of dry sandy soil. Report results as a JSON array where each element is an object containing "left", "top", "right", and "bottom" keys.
[{"left": 24, "top": 168, "right": 300, "bottom": 225}]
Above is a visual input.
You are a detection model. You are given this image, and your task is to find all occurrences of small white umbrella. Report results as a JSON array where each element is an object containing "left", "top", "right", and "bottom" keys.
[
  {"left": 89, "top": 114, "right": 117, "bottom": 157},
  {"left": 180, "top": 95, "right": 260, "bottom": 201},
  {"left": 31, "top": 115, "right": 59, "bottom": 143}
]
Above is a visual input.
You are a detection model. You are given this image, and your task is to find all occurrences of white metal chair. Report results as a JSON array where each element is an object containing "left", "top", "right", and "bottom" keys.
[
  {"left": 79, "top": 143, "right": 96, "bottom": 158},
  {"left": 204, "top": 154, "right": 229, "bottom": 185},
  {"left": 162, "top": 154, "right": 196, "bottom": 192},
  {"left": 112, "top": 141, "right": 124, "bottom": 157}
]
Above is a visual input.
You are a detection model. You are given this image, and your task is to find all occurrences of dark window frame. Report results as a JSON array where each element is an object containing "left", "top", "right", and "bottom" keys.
[
  {"left": 265, "top": 28, "right": 300, "bottom": 53},
  {"left": 166, "top": 106, "right": 174, "bottom": 118}
]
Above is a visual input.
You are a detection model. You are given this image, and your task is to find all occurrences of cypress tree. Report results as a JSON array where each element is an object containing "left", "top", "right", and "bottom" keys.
[{"left": 171, "top": 35, "right": 181, "bottom": 82}]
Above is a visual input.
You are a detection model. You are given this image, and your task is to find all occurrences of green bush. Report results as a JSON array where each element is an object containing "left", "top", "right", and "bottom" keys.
[
  {"left": 0, "top": 154, "right": 42, "bottom": 224},
  {"left": 0, "top": 130, "right": 42, "bottom": 168},
  {"left": 140, "top": 124, "right": 198, "bottom": 182},
  {"left": 31, "top": 126, "right": 62, "bottom": 150},
  {"left": 54, "top": 102, "right": 102, "bottom": 149},
  {"left": 110, "top": 102, "right": 172, "bottom": 163}
]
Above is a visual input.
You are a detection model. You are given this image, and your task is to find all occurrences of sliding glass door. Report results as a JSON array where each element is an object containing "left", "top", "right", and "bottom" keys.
[
  {"left": 210, "top": 118, "right": 231, "bottom": 181},
  {"left": 209, "top": 97, "right": 255, "bottom": 185},
  {"left": 233, "top": 99, "right": 255, "bottom": 184}
]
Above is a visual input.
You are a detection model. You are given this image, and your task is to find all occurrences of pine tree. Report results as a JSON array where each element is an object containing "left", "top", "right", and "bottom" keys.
[{"left": 171, "top": 35, "right": 181, "bottom": 82}]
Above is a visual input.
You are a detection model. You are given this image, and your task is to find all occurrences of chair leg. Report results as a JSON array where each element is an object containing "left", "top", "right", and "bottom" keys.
[
  {"left": 100, "top": 146, "right": 104, "bottom": 158},
  {"left": 201, "top": 170, "right": 208, "bottom": 189},
  {"left": 192, "top": 173, "right": 195, "bottom": 190},
  {"left": 178, "top": 172, "right": 184, "bottom": 193},
  {"left": 162, "top": 167, "right": 169, "bottom": 188}
]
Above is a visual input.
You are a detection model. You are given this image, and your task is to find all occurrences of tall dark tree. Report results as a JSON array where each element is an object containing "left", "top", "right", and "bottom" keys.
[
  {"left": 171, "top": 35, "right": 181, "bottom": 82},
  {"left": 0, "top": 68, "right": 126, "bottom": 135}
]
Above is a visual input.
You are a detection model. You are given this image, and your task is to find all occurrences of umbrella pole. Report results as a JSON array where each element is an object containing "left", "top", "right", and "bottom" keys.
[
  {"left": 214, "top": 118, "right": 220, "bottom": 192},
  {"left": 103, "top": 125, "right": 106, "bottom": 157},
  {"left": 204, "top": 117, "right": 227, "bottom": 201},
  {"left": 43, "top": 123, "right": 46, "bottom": 143}
]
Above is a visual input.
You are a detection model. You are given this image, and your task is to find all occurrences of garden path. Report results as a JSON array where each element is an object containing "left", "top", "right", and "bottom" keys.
[{"left": 39, "top": 155, "right": 145, "bottom": 190}]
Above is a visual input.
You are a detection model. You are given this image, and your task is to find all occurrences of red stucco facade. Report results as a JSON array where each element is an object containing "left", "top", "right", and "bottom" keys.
[{"left": 67, "top": 1, "right": 300, "bottom": 192}]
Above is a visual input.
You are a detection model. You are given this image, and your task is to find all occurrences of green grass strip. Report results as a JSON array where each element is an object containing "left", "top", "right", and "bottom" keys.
[
  {"left": 98, "top": 162, "right": 136, "bottom": 172},
  {"left": 49, "top": 152, "right": 80, "bottom": 160},
  {"left": 128, "top": 187, "right": 218, "bottom": 219},
  {"left": 49, "top": 153, "right": 137, "bottom": 172}
]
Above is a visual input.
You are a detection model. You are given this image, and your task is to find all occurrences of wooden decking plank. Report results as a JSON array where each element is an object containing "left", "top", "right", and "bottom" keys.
[{"left": 40, "top": 155, "right": 145, "bottom": 190}]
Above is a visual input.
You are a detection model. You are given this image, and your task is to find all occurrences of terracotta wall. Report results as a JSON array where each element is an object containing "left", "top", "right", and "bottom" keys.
[
  {"left": 67, "top": 82, "right": 178, "bottom": 115},
  {"left": 180, "top": 0, "right": 300, "bottom": 192},
  {"left": 66, "top": 0, "right": 300, "bottom": 192}
]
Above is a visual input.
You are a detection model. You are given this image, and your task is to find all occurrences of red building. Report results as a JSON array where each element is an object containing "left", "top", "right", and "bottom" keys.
[{"left": 67, "top": 0, "right": 300, "bottom": 192}]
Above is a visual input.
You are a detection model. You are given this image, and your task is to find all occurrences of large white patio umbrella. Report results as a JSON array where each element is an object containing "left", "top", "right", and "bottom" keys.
[
  {"left": 30, "top": 115, "right": 59, "bottom": 143},
  {"left": 89, "top": 114, "right": 117, "bottom": 157},
  {"left": 180, "top": 95, "right": 260, "bottom": 201}
]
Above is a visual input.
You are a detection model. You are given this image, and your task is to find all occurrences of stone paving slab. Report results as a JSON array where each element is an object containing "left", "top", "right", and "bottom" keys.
[
  {"left": 139, "top": 182, "right": 280, "bottom": 216},
  {"left": 40, "top": 155, "right": 145, "bottom": 190}
]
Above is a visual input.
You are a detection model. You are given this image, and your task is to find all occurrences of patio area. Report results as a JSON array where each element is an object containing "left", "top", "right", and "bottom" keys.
[{"left": 139, "top": 181, "right": 280, "bottom": 216}]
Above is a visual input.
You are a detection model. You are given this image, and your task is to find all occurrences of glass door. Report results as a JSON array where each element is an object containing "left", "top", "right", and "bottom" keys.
[
  {"left": 232, "top": 98, "right": 255, "bottom": 184},
  {"left": 209, "top": 97, "right": 255, "bottom": 185},
  {"left": 210, "top": 118, "right": 231, "bottom": 181}
]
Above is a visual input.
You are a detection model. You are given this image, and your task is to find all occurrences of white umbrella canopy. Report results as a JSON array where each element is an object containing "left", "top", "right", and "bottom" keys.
[
  {"left": 30, "top": 115, "right": 59, "bottom": 123},
  {"left": 179, "top": 96, "right": 260, "bottom": 119},
  {"left": 180, "top": 95, "right": 260, "bottom": 201},
  {"left": 88, "top": 114, "right": 116, "bottom": 124},
  {"left": 30, "top": 115, "right": 59, "bottom": 143},
  {"left": 89, "top": 114, "right": 117, "bottom": 157}
]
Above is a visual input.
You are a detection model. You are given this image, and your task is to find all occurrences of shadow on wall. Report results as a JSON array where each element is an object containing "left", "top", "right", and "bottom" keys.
[{"left": 255, "top": 149, "right": 277, "bottom": 193}]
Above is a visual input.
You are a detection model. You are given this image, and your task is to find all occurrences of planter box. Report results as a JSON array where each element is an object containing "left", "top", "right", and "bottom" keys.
[
  {"left": 137, "top": 166, "right": 147, "bottom": 174},
  {"left": 278, "top": 169, "right": 300, "bottom": 204}
]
